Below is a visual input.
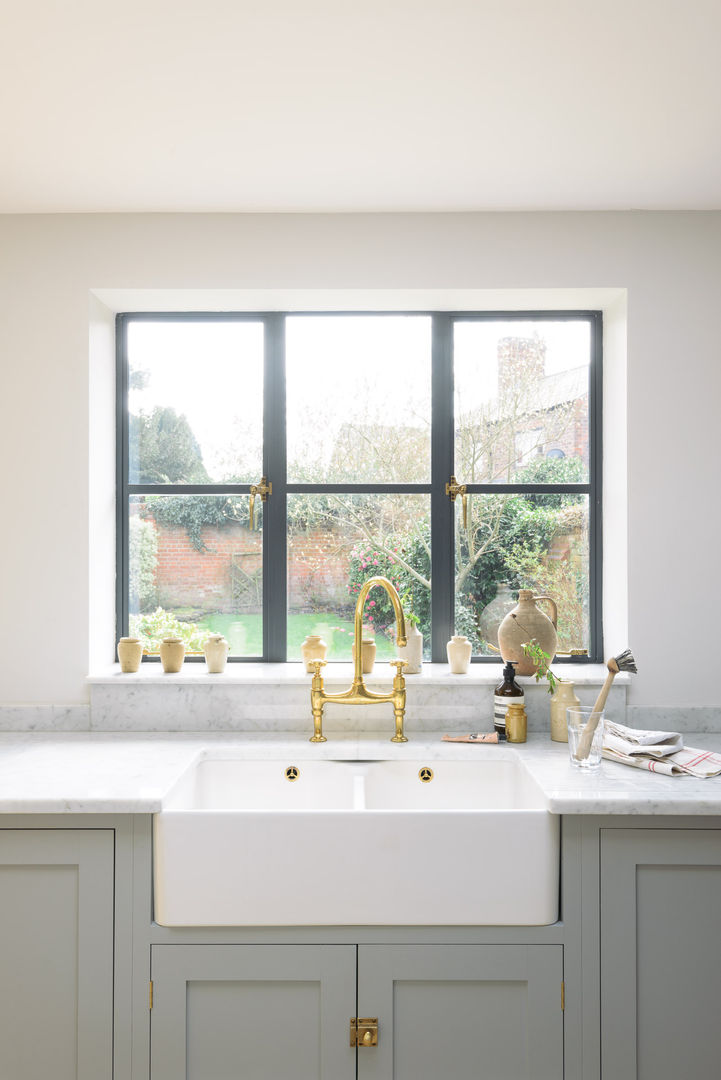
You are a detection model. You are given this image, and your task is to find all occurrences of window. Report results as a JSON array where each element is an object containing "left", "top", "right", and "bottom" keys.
[{"left": 117, "top": 311, "right": 601, "bottom": 663}]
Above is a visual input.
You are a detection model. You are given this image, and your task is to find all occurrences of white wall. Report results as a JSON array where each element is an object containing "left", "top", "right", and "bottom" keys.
[{"left": 0, "top": 212, "right": 718, "bottom": 708}]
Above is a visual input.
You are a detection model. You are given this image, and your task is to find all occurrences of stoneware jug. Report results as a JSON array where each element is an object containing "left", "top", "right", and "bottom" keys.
[
  {"left": 159, "top": 636, "right": 185, "bottom": 673},
  {"left": 497, "top": 590, "right": 558, "bottom": 676},
  {"left": 447, "top": 634, "right": 472, "bottom": 673},
  {"left": 301, "top": 634, "right": 328, "bottom": 673},
  {"left": 397, "top": 623, "right": 423, "bottom": 674},
  {"left": 549, "top": 678, "right": 580, "bottom": 742},
  {"left": 204, "top": 633, "right": 229, "bottom": 674},
  {"left": 117, "top": 637, "right": 143, "bottom": 673}
]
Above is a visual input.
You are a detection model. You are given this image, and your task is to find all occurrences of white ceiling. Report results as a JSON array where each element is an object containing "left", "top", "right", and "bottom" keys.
[{"left": 3, "top": 0, "right": 720, "bottom": 213}]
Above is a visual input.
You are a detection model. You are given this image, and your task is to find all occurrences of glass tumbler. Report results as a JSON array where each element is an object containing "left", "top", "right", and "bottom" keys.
[{"left": 567, "top": 706, "right": 604, "bottom": 770}]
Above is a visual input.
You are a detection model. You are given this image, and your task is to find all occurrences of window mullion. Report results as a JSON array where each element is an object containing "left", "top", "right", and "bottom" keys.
[
  {"left": 116, "top": 314, "right": 129, "bottom": 642},
  {"left": 264, "top": 314, "right": 287, "bottom": 662},
  {"left": 431, "top": 314, "right": 454, "bottom": 663}
]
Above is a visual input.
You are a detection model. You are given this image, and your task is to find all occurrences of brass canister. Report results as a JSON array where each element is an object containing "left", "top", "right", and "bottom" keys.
[{"left": 505, "top": 701, "right": 528, "bottom": 743}]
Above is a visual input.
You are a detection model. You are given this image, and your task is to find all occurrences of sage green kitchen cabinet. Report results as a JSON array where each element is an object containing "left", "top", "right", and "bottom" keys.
[
  {"left": 149, "top": 942, "right": 564, "bottom": 1080},
  {"left": 0, "top": 829, "right": 115, "bottom": 1080},
  {"left": 150, "top": 944, "right": 357, "bottom": 1080},
  {"left": 600, "top": 829, "right": 721, "bottom": 1080},
  {"left": 357, "top": 944, "right": 564, "bottom": 1080}
]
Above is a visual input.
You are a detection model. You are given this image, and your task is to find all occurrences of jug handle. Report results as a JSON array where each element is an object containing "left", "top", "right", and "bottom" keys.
[{"left": 533, "top": 595, "right": 558, "bottom": 629}]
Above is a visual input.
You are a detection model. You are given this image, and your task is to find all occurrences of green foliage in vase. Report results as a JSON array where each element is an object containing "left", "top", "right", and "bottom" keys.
[{"left": 521, "top": 639, "right": 558, "bottom": 694}]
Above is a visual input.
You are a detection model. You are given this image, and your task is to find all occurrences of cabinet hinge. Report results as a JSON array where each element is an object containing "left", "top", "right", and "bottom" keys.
[
  {"left": 149, "top": 981, "right": 153, "bottom": 1010},
  {"left": 561, "top": 981, "right": 565, "bottom": 1011}
]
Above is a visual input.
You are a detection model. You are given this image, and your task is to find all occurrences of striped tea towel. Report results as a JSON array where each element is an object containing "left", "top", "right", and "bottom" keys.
[
  {"left": 602, "top": 721, "right": 721, "bottom": 776},
  {"left": 602, "top": 744, "right": 721, "bottom": 777}
]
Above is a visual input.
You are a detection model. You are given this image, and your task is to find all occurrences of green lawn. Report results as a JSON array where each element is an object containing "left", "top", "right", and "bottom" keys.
[{"left": 198, "top": 612, "right": 397, "bottom": 661}]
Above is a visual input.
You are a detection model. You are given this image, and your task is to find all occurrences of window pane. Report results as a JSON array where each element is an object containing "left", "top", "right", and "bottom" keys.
[
  {"left": 455, "top": 492, "right": 590, "bottom": 656},
  {"left": 128, "top": 494, "right": 262, "bottom": 657},
  {"left": 454, "top": 320, "right": 590, "bottom": 484},
  {"left": 128, "top": 320, "right": 263, "bottom": 485},
  {"left": 286, "top": 316, "right": 432, "bottom": 483},
  {"left": 287, "top": 493, "right": 430, "bottom": 661}
]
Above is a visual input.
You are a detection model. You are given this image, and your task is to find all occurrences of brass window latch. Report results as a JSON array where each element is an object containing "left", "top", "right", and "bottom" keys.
[
  {"left": 249, "top": 476, "right": 272, "bottom": 530},
  {"left": 445, "top": 475, "right": 469, "bottom": 529},
  {"left": 350, "top": 1017, "right": 378, "bottom": 1047}
]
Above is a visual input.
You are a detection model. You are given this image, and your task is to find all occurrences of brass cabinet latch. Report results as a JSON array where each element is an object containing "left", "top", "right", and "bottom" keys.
[
  {"left": 350, "top": 1017, "right": 378, "bottom": 1047},
  {"left": 249, "top": 476, "right": 272, "bottom": 530}
]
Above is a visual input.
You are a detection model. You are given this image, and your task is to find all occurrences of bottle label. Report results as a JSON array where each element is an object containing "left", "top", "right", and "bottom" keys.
[{"left": 494, "top": 693, "right": 522, "bottom": 731}]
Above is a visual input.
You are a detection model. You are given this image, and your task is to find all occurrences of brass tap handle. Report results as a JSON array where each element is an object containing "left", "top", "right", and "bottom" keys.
[{"left": 390, "top": 659, "right": 408, "bottom": 676}]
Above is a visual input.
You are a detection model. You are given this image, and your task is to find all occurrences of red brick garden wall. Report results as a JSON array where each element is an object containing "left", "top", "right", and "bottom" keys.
[{"left": 152, "top": 521, "right": 350, "bottom": 613}]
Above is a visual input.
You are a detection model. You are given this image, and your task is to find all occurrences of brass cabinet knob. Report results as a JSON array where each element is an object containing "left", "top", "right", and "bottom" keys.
[{"left": 362, "top": 1030, "right": 373, "bottom": 1046}]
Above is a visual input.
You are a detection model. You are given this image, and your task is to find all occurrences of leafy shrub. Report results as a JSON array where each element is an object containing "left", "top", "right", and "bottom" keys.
[
  {"left": 129, "top": 608, "right": 211, "bottom": 653},
  {"left": 128, "top": 516, "right": 158, "bottom": 612}
]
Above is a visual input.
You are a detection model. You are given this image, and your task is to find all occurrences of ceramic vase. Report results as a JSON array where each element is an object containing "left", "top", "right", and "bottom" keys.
[
  {"left": 446, "top": 634, "right": 472, "bottom": 673},
  {"left": 550, "top": 678, "right": 580, "bottom": 742},
  {"left": 397, "top": 623, "right": 423, "bottom": 674},
  {"left": 352, "top": 638, "right": 376, "bottom": 674},
  {"left": 159, "top": 636, "right": 185, "bottom": 673},
  {"left": 497, "top": 589, "right": 558, "bottom": 675},
  {"left": 117, "top": 637, "right": 143, "bottom": 673},
  {"left": 204, "top": 634, "right": 229, "bottom": 674},
  {"left": 301, "top": 635, "right": 328, "bottom": 673}
]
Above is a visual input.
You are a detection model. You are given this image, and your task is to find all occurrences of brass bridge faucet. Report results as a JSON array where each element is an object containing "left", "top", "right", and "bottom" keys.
[{"left": 309, "top": 576, "right": 408, "bottom": 744}]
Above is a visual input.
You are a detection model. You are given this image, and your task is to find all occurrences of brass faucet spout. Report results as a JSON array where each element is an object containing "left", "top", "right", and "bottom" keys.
[{"left": 309, "top": 576, "right": 408, "bottom": 744}]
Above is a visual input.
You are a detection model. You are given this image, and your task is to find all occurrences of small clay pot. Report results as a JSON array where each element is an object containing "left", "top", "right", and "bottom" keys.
[
  {"left": 204, "top": 634, "right": 229, "bottom": 674},
  {"left": 159, "top": 637, "right": 185, "bottom": 673},
  {"left": 300, "top": 634, "right": 328, "bottom": 673},
  {"left": 446, "top": 634, "right": 472, "bottom": 674},
  {"left": 117, "top": 637, "right": 143, "bottom": 673}
]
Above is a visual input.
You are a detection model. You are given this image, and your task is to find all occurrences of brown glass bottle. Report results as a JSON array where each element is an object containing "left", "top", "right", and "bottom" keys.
[{"left": 494, "top": 661, "right": 524, "bottom": 736}]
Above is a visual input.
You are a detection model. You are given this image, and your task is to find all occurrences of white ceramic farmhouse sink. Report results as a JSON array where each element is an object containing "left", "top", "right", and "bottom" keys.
[{"left": 153, "top": 756, "right": 559, "bottom": 927}]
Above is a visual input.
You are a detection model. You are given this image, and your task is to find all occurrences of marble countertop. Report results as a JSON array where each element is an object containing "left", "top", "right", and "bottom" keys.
[{"left": 0, "top": 731, "right": 719, "bottom": 815}]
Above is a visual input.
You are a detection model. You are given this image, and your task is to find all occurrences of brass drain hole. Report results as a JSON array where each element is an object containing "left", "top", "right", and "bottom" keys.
[
  {"left": 285, "top": 766, "right": 299, "bottom": 782},
  {"left": 418, "top": 767, "right": 434, "bottom": 783}
]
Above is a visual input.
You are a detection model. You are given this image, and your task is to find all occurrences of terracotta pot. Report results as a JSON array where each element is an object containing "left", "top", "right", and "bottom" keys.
[
  {"left": 204, "top": 634, "right": 229, "bottom": 674},
  {"left": 446, "top": 634, "right": 472, "bottom": 674},
  {"left": 159, "top": 636, "right": 185, "bottom": 673},
  {"left": 117, "top": 637, "right": 143, "bottom": 673},
  {"left": 300, "top": 635, "right": 328, "bottom": 673},
  {"left": 550, "top": 679, "right": 580, "bottom": 742},
  {"left": 397, "top": 623, "right": 423, "bottom": 674},
  {"left": 497, "top": 590, "right": 558, "bottom": 676}
]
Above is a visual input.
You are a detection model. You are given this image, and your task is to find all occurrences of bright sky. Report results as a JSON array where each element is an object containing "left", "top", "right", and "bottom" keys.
[{"left": 128, "top": 316, "right": 590, "bottom": 480}]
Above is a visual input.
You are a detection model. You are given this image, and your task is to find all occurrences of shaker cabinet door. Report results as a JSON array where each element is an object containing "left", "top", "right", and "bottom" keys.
[
  {"left": 0, "top": 829, "right": 114, "bottom": 1080},
  {"left": 601, "top": 828, "right": 721, "bottom": 1080},
  {"left": 357, "top": 943, "right": 564, "bottom": 1080},
  {"left": 150, "top": 944, "right": 356, "bottom": 1080}
]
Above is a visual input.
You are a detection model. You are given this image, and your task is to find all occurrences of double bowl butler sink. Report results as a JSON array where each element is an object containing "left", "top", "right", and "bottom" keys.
[{"left": 153, "top": 756, "right": 559, "bottom": 926}]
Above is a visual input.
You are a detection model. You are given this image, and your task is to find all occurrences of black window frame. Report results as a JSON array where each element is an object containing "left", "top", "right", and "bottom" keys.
[{"left": 117, "top": 309, "right": 603, "bottom": 663}]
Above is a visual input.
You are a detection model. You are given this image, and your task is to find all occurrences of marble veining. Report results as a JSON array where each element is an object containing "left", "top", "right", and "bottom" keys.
[{"left": 0, "top": 730, "right": 719, "bottom": 815}]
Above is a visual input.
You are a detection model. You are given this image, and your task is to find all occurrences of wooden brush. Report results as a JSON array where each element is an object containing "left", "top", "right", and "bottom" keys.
[{"left": 576, "top": 649, "right": 638, "bottom": 760}]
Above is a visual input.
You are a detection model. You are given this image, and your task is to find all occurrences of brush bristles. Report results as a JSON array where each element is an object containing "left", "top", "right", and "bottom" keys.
[{"left": 612, "top": 649, "right": 637, "bottom": 674}]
